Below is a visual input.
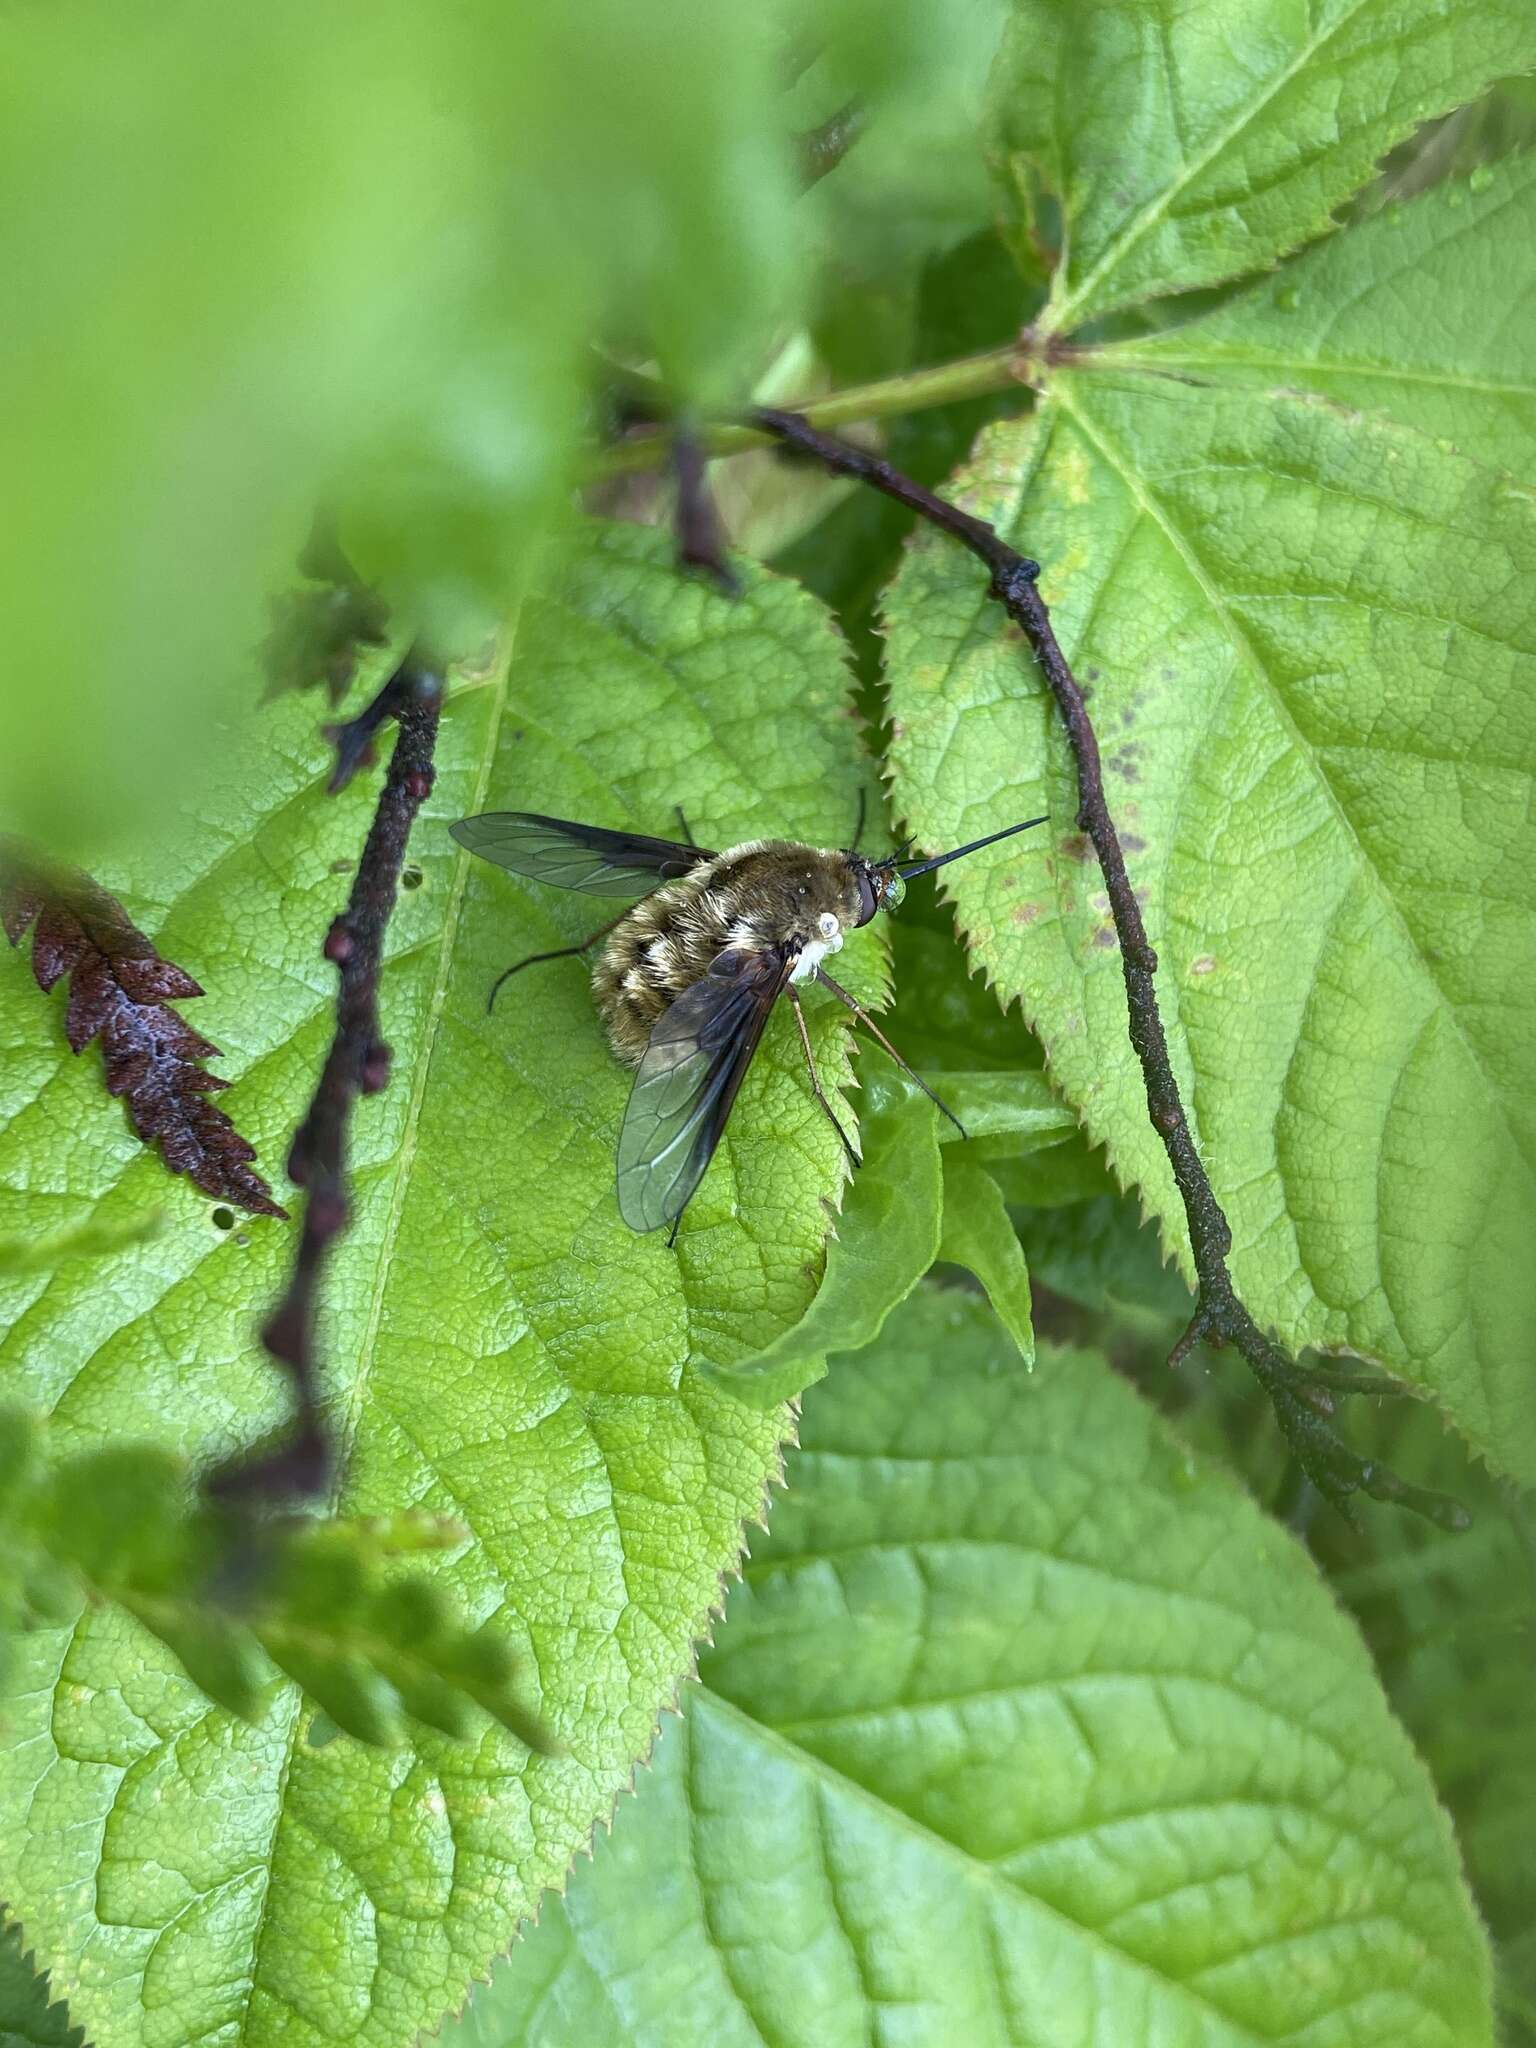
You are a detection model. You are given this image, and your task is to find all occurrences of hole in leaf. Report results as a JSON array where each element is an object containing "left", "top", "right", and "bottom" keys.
[
  {"left": 401, "top": 865, "right": 424, "bottom": 891},
  {"left": 211, "top": 1206, "right": 236, "bottom": 1230}
]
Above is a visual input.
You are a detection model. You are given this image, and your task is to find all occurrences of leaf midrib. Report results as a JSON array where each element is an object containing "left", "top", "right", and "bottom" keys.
[
  {"left": 1105, "top": 346, "right": 1536, "bottom": 404},
  {"left": 1099, "top": 161, "right": 1536, "bottom": 404},
  {"left": 1050, "top": 0, "right": 1376, "bottom": 328},
  {"left": 692, "top": 1690, "right": 1273, "bottom": 2048}
]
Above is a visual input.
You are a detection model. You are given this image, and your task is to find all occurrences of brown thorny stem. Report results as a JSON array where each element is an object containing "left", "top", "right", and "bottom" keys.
[
  {"left": 749, "top": 405, "right": 1467, "bottom": 1532},
  {"left": 211, "top": 656, "right": 443, "bottom": 1503}
]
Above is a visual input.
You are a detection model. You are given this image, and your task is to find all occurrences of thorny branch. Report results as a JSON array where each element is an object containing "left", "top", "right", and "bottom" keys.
[
  {"left": 672, "top": 424, "right": 738, "bottom": 597},
  {"left": 750, "top": 404, "right": 1467, "bottom": 1532},
  {"left": 212, "top": 654, "right": 443, "bottom": 1502}
]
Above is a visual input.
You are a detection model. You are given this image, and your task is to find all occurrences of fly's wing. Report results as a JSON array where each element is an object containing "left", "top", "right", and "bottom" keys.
[
  {"left": 615, "top": 944, "right": 796, "bottom": 1234},
  {"left": 449, "top": 813, "right": 714, "bottom": 897}
]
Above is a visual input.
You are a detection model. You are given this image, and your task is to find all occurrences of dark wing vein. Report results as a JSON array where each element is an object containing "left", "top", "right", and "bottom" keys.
[
  {"left": 449, "top": 812, "right": 714, "bottom": 897},
  {"left": 616, "top": 945, "right": 796, "bottom": 1233}
]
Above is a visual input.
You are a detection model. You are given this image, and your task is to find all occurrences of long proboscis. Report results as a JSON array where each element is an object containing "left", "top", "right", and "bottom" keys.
[{"left": 893, "top": 814, "right": 1049, "bottom": 882}]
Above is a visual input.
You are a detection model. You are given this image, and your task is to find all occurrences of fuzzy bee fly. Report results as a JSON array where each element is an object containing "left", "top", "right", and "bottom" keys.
[{"left": 448, "top": 805, "right": 1047, "bottom": 1239}]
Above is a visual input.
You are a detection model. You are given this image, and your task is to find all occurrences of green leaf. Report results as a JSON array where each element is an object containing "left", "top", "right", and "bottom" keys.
[
  {"left": 987, "top": 0, "right": 1536, "bottom": 328},
  {"left": 1295, "top": 1398, "right": 1536, "bottom": 2042},
  {"left": 884, "top": 374, "right": 1536, "bottom": 1485},
  {"left": 1022, "top": 1190, "right": 1196, "bottom": 1321},
  {"left": 0, "top": 523, "right": 879, "bottom": 2048},
  {"left": 0, "top": 1409, "right": 545, "bottom": 1752},
  {"left": 440, "top": 1289, "right": 1491, "bottom": 2047},
  {"left": 707, "top": 1071, "right": 942, "bottom": 1408},
  {"left": 1115, "top": 155, "right": 1536, "bottom": 477},
  {"left": 936, "top": 1153, "right": 1034, "bottom": 1362},
  {"left": 981, "top": 1128, "right": 1121, "bottom": 1209},
  {"left": 927, "top": 1067, "right": 1076, "bottom": 1146},
  {"left": 0, "top": 1923, "right": 82, "bottom": 2048},
  {"left": 882, "top": 916, "right": 1043, "bottom": 1070}
]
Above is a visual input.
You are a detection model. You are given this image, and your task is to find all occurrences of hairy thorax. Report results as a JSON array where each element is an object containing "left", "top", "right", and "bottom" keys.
[{"left": 592, "top": 840, "right": 864, "bottom": 1065}]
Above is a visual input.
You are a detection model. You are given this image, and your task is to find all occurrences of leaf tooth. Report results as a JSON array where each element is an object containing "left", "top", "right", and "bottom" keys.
[
  {"left": 28, "top": 904, "right": 89, "bottom": 991},
  {"left": 114, "top": 955, "right": 203, "bottom": 1003}
]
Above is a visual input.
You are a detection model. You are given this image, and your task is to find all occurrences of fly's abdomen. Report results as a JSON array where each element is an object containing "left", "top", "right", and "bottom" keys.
[
  {"left": 592, "top": 884, "right": 732, "bottom": 1065},
  {"left": 591, "top": 843, "right": 816, "bottom": 1065}
]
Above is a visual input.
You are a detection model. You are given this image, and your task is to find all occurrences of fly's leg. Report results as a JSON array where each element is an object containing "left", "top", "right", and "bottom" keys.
[
  {"left": 814, "top": 967, "right": 967, "bottom": 1139},
  {"left": 674, "top": 805, "right": 698, "bottom": 847},
  {"left": 849, "top": 787, "right": 867, "bottom": 853},
  {"left": 487, "top": 910, "right": 628, "bottom": 1014},
  {"left": 788, "top": 986, "right": 861, "bottom": 1167}
]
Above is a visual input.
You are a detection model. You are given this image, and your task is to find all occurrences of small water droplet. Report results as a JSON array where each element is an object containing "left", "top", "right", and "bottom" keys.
[
  {"left": 1275, "top": 286, "right": 1300, "bottom": 312},
  {"left": 1469, "top": 165, "right": 1495, "bottom": 195}
]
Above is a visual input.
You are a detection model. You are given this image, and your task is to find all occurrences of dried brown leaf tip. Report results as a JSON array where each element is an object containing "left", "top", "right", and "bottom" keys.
[{"left": 0, "top": 838, "right": 287, "bottom": 1219}]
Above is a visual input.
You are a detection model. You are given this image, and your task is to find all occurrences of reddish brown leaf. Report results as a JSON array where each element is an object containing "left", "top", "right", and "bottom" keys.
[
  {"left": 1, "top": 878, "right": 43, "bottom": 946},
  {"left": 0, "top": 836, "right": 288, "bottom": 1219}
]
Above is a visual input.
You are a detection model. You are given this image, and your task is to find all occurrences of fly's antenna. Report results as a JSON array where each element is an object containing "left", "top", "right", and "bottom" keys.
[
  {"left": 867, "top": 839, "right": 914, "bottom": 877},
  {"left": 896, "top": 814, "right": 1048, "bottom": 881}
]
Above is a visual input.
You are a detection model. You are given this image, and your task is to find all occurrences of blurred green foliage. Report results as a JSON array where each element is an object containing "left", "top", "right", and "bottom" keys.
[
  {"left": 0, "top": 0, "right": 974, "bottom": 853},
  {"left": 0, "top": 1404, "right": 547, "bottom": 1750}
]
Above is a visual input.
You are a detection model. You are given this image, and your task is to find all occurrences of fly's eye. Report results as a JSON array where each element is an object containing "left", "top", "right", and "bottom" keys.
[
  {"left": 855, "top": 872, "right": 878, "bottom": 926},
  {"left": 817, "top": 911, "right": 839, "bottom": 940}
]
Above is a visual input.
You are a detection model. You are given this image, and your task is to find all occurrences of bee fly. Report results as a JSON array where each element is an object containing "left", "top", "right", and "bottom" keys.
[{"left": 448, "top": 805, "right": 1047, "bottom": 1240}]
